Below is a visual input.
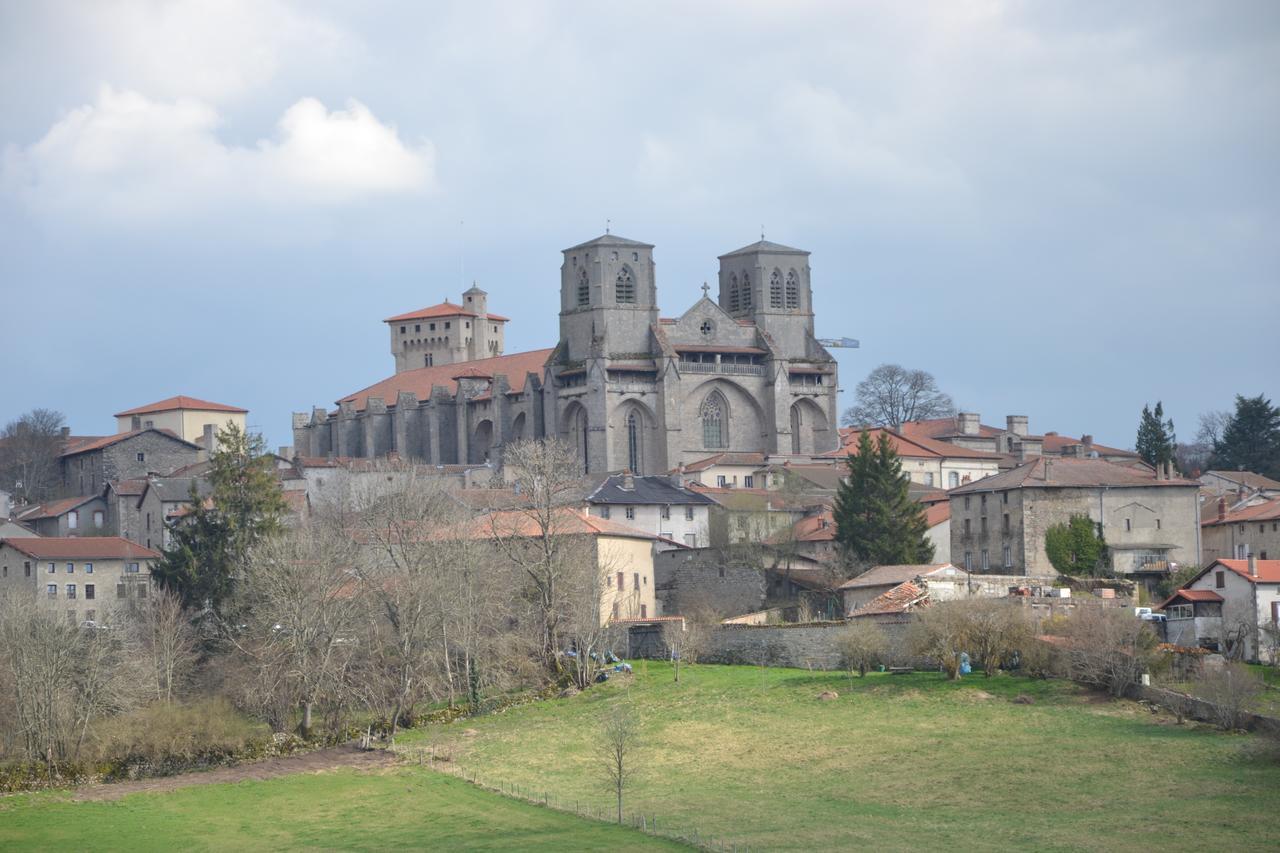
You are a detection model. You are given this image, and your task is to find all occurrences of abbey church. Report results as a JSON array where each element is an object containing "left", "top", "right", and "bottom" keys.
[{"left": 292, "top": 234, "right": 841, "bottom": 475}]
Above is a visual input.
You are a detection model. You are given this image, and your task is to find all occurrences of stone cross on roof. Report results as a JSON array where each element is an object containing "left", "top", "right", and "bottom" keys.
[{"left": 701, "top": 281, "right": 710, "bottom": 297}]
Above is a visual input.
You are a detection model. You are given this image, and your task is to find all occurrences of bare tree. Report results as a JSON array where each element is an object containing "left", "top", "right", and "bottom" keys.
[
  {"left": 1062, "top": 606, "right": 1158, "bottom": 697},
  {"left": 0, "top": 408, "right": 66, "bottom": 504},
  {"left": 962, "top": 599, "right": 1033, "bottom": 677},
  {"left": 841, "top": 364, "right": 955, "bottom": 429},
  {"left": 126, "top": 587, "right": 199, "bottom": 704},
  {"left": 907, "top": 602, "right": 970, "bottom": 679},
  {"left": 661, "top": 620, "right": 689, "bottom": 682},
  {"left": 1193, "top": 662, "right": 1264, "bottom": 731},
  {"left": 600, "top": 701, "right": 640, "bottom": 824},
  {"left": 837, "top": 620, "right": 889, "bottom": 679}
]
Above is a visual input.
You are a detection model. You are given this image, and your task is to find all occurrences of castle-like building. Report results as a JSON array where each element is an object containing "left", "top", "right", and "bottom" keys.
[{"left": 292, "top": 234, "right": 841, "bottom": 475}]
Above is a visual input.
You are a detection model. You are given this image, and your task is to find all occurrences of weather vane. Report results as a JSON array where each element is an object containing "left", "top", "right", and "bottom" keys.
[{"left": 606, "top": 218, "right": 611, "bottom": 235}]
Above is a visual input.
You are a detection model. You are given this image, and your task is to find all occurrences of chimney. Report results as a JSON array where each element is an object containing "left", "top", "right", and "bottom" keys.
[
  {"left": 1081, "top": 434, "right": 1093, "bottom": 449},
  {"left": 1248, "top": 554, "right": 1258, "bottom": 577},
  {"left": 622, "top": 471, "right": 635, "bottom": 491},
  {"left": 672, "top": 463, "right": 686, "bottom": 489},
  {"left": 957, "top": 412, "right": 980, "bottom": 436},
  {"left": 1042, "top": 459, "right": 1053, "bottom": 481},
  {"left": 1006, "top": 415, "right": 1029, "bottom": 437},
  {"left": 1217, "top": 496, "right": 1227, "bottom": 522},
  {"left": 203, "top": 423, "right": 217, "bottom": 454},
  {"left": 60, "top": 426, "right": 70, "bottom": 440}
]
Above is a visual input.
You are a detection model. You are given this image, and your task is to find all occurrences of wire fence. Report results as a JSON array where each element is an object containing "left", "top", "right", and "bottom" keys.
[{"left": 395, "top": 745, "right": 749, "bottom": 852}]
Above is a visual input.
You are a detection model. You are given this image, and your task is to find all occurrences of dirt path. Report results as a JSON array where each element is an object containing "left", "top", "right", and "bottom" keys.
[{"left": 73, "top": 745, "right": 398, "bottom": 802}]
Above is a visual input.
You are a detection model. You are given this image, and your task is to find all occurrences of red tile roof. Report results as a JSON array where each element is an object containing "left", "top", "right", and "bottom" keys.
[
  {"left": 681, "top": 452, "right": 767, "bottom": 472},
  {"left": 1202, "top": 470, "right": 1280, "bottom": 491},
  {"left": 1039, "top": 433, "right": 1137, "bottom": 458},
  {"left": 849, "top": 581, "right": 930, "bottom": 617},
  {"left": 1158, "top": 588, "right": 1224, "bottom": 609},
  {"left": 1, "top": 536, "right": 160, "bottom": 560},
  {"left": 58, "top": 428, "right": 198, "bottom": 457},
  {"left": 115, "top": 396, "right": 248, "bottom": 417},
  {"left": 17, "top": 494, "right": 99, "bottom": 520},
  {"left": 1209, "top": 558, "right": 1280, "bottom": 584},
  {"left": 779, "top": 510, "right": 836, "bottom": 543},
  {"left": 108, "top": 479, "right": 149, "bottom": 497},
  {"left": 828, "top": 427, "right": 1003, "bottom": 461},
  {"left": 384, "top": 301, "right": 510, "bottom": 323},
  {"left": 925, "top": 503, "right": 951, "bottom": 527},
  {"left": 1202, "top": 496, "right": 1280, "bottom": 527},
  {"left": 337, "top": 348, "right": 553, "bottom": 412}
]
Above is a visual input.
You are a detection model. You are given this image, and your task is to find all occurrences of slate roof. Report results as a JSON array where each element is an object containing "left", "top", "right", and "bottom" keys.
[
  {"left": 564, "top": 234, "right": 655, "bottom": 251},
  {"left": 1, "top": 536, "right": 160, "bottom": 560},
  {"left": 115, "top": 396, "right": 247, "bottom": 417},
  {"left": 337, "top": 348, "right": 553, "bottom": 412},
  {"left": 949, "top": 457, "right": 1199, "bottom": 493},
  {"left": 586, "top": 474, "right": 716, "bottom": 507},
  {"left": 141, "top": 477, "right": 213, "bottom": 504},
  {"left": 838, "top": 563, "right": 959, "bottom": 590},
  {"left": 718, "top": 239, "right": 809, "bottom": 258},
  {"left": 58, "top": 428, "right": 200, "bottom": 458}
]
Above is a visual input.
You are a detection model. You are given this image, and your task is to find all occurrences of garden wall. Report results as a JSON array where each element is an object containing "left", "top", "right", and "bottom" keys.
[{"left": 705, "top": 619, "right": 920, "bottom": 670}]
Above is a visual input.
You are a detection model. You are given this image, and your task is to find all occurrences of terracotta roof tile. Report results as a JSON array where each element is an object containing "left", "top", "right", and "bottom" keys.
[
  {"left": 849, "top": 581, "right": 930, "bottom": 617},
  {"left": 59, "top": 428, "right": 199, "bottom": 457},
  {"left": 337, "top": 349, "right": 553, "bottom": 412},
  {"left": 115, "top": 396, "right": 247, "bottom": 417},
  {"left": 1, "top": 536, "right": 160, "bottom": 560},
  {"left": 1208, "top": 558, "right": 1280, "bottom": 584},
  {"left": 18, "top": 494, "right": 100, "bottom": 520},
  {"left": 1158, "top": 588, "right": 1224, "bottom": 609},
  {"left": 1204, "top": 470, "right": 1280, "bottom": 491},
  {"left": 384, "top": 301, "right": 510, "bottom": 323},
  {"left": 1202, "top": 496, "right": 1280, "bottom": 527}
]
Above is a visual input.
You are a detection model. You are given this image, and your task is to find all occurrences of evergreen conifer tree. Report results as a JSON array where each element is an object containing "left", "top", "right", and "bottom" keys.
[
  {"left": 834, "top": 430, "right": 935, "bottom": 567},
  {"left": 1211, "top": 394, "right": 1280, "bottom": 479},
  {"left": 1135, "top": 401, "right": 1176, "bottom": 471}
]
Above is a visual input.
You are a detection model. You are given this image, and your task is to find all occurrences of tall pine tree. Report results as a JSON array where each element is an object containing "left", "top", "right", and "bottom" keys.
[
  {"left": 833, "top": 430, "right": 934, "bottom": 568},
  {"left": 1211, "top": 394, "right": 1280, "bottom": 479},
  {"left": 1135, "top": 401, "right": 1177, "bottom": 471}
]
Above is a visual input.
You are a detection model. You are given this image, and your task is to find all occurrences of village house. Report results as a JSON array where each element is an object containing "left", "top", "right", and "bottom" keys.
[
  {"left": 1199, "top": 470, "right": 1280, "bottom": 499},
  {"left": 584, "top": 472, "right": 714, "bottom": 549},
  {"left": 0, "top": 537, "right": 159, "bottom": 627},
  {"left": 899, "top": 414, "right": 1141, "bottom": 469},
  {"left": 1161, "top": 557, "right": 1280, "bottom": 662},
  {"left": 113, "top": 395, "right": 248, "bottom": 446},
  {"left": 1200, "top": 495, "right": 1280, "bottom": 563},
  {"left": 135, "top": 477, "right": 214, "bottom": 551},
  {"left": 948, "top": 457, "right": 1201, "bottom": 586},
  {"left": 838, "top": 563, "right": 966, "bottom": 614},
  {"left": 822, "top": 426, "right": 1002, "bottom": 489},
  {"left": 654, "top": 545, "right": 835, "bottom": 620},
  {"left": 17, "top": 493, "right": 109, "bottom": 537},
  {"left": 59, "top": 428, "right": 202, "bottom": 497}
]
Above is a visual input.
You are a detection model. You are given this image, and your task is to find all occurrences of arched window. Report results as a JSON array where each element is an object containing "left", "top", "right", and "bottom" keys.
[
  {"left": 785, "top": 269, "right": 800, "bottom": 309},
  {"left": 769, "top": 269, "right": 784, "bottom": 308},
  {"left": 701, "top": 393, "right": 727, "bottom": 449},
  {"left": 576, "top": 267, "right": 590, "bottom": 306},
  {"left": 615, "top": 266, "right": 636, "bottom": 303},
  {"left": 741, "top": 273, "right": 752, "bottom": 308},
  {"left": 627, "top": 411, "right": 641, "bottom": 473},
  {"left": 790, "top": 404, "right": 802, "bottom": 454},
  {"left": 949, "top": 471, "right": 959, "bottom": 488},
  {"left": 728, "top": 273, "right": 740, "bottom": 312}
]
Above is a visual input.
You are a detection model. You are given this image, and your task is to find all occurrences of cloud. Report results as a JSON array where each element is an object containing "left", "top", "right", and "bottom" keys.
[{"left": 1, "top": 88, "right": 435, "bottom": 221}]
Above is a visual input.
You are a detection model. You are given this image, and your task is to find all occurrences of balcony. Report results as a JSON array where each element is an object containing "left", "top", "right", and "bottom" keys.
[{"left": 679, "top": 360, "right": 764, "bottom": 377}]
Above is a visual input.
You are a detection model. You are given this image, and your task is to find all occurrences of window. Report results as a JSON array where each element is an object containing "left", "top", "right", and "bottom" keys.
[
  {"left": 727, "top": 273, "right": 740, "bottom": 312},
  {"left": 612, "top": 602, "right": 619, "bottom": 619},
  {"left": 699, "top": 319, "right": 714, "bottom": 337},
  {"left": 24, "top": 561, "right": 30, "bottom": 577},
  {"left": 66, "top": 562, "right": 74, "bottom": 573},
  {"left": 1167, "top": 603, "right": 1193, "bottom": 620},
  {"left": 68, "top": 510, "right": 78, "bottom": 529},
  {"left": 633, "top": 572, "right": 640, "bottom": 590},
  {"left": 47, "top": 584, "right": 57, "bottom": 599},
  {"left": 137, "top": 452, "right": 146, "bottom": 463},
  {"left": 1003, "top": 514, "right": 1010, "bottom": 533},
  {"left": 744, "top": 475, "right": 754, "bottom": 488},
  {"left": 85, "top": 562, "right": 93, "bottom": 573},
  {"left": 444, "top": 321, "right": 451, "bottom": 329},
  {"left": 949, "top": 471, "right": 959, "bottom": 488},
  {"left": 785, "top": 269, "right": 799, "bottom": 309},
  {"left": 981, "top": 550, "right": 989, "bottom": 571},
  {"left": 981, "top": 494, "right": 987, "bottom": 508},
  {"left": 718, "top": 565, "right": 725, "bottom": 578},
  {"left": 66, "top": 583, "right": 76, "bottom": 599},
  {"left": 964, "top": 496, "right": 971, "bottom": 510},
  {"left": 640, "top": 604, "right": 647, "bottom": 618},
  {"left": 1156, "top": 518, "right": 1161, "bottom": 530},
  {"left": 126, "top": 562, "right": 140, "bottom": 573},
  {"left": 625, "top": 507, "right": 636, "bottom": 520},
  {"left": 661, "top": 505, "right": 670, "bottom": 520},
  {"left": 400, "top": 326, "right": 406, "bottom": 333},
  {"left": 429, "top": 323, "right": 436, "bottom": 331},
  {"left": 85, "top": 609, "right": 95, "bottom": 623},
  {"left": 48, "top": 562, "right": 55, "bottom": 574},
  {"left": 600, "top": 506, "right": 611, "bottom": 519},
  {"left": 1002, "top": 492, "right": 1008, "bottom": 504},
  {"left": 964, "top": 551, "right": 972, "bottom": 571},
  {"left": 424, "top": 354, "right": 433, "bottom": 367},
  {"left": 924, "top": 473, "right": 934, "bottom": 487},
  {"left": 93, "top": 510, "right": 103, "bottom": 528},
  {"left": 1215, "top": 571, "right": 1225, "bottom": 589},
  {"left": 1003, "top": 545, "right": 1011, "bottom": 568},
  {"left": 980, "top": 517, "right": 987, "bottom": 534},
  {"left": 716, "top": 475, "right": 727, "bottom": 487},
  {"left": 632, "top": 251, "right": 639, "bottom": 262},
  {"left": 701, "top": 393, "right": 727, "bottom": 449},
  {"left": 137, "top": 584, "right": 147, "bottom": 599},
  {"left": 415, "top": 324, "right": 420, "bottom": 332},
  {"left": 685, "top": 506, "right": 694, "bottom": 521},
  {"left": 146, "top": 513, "right": 152, "bottom": 531},
  {"left": 769, "top": 269, "right": 783, "bottom": 307},
  {"left": 615, "top": 266, "right": 636, "bottom": 303},
  {"left": 577, "top": 267, "right": 590, "bottom": 305},
  {"left": 67, "top": 610, "right": 77, "bottom": 625},
  {"left": 617, "top": 572, "right": 624, "bottom": 591},
  {"left": 964, "top": 518, "right": 971, "bottom": 535},
  {"left": 626, "top": 411, "right": 641, "bottom": 473},
  {"left": 85, "top": 584, "right": 95, "bottom": 600},
  {"left": 1125, "top": 518, "right": 1131, "bottom": 531},
  {"left": 740, "top": 273, "right": 752, "bottom": 307}
]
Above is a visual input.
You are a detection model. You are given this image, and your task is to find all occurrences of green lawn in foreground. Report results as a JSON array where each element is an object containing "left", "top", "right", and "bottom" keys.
[
  {"left": 0, "top": 768, "right": 681, "bottom": 851},
  {"left": 398, "top": 663, "right": 1280, "bottom": 852}
]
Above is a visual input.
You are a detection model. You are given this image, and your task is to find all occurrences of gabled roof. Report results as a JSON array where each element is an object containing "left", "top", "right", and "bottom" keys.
[
  {"left": 476, "top": 508, "right": 665, "bottom": 542},
  {"left": 1, "top": 536, "right": 160, "bottom": 560},
  {"left": 925, "top": 503, "right": 951, "bottom": 527},
  {"left": 337, "top": 348, "right": 553, "bottom": 412},
  {"left": 838, "top": 563, "right": 960, "bottom": 590},
  {"left": 949, "top": 456, "right": 1199, "bottom": 494},
  {"left": 828, "top": 427, "right": 1003, "bottom": 462},
  {"left": 107, "top": 479, "right": 149, "bottom": 497},
  {"left": 1039, "top": 433, "right": 1138, "bottom": 458},
  {"left": 58, "top": 428, "right": 200, "bottom": 458},
  {"left": 1158, "top": 588, "right": 1224, "bottom": 610},
  {"left": 564, "top": 233, "right": 654, "bottom": 252},
  {"left": 849, "top": 581, "right": 930, "bottom": 617},
  {"left": 139, "top": 477, "right": 213, "bottom": 504},
  {"left": 17, "top": 494, "right": 101, "bottom": 521},
  {"left": 681, "top": 452, "right": 766, "bottom": 472},
  {"left": 783, "top": 510, "right": 835, "bottom": 543},
  {"left": 1201, "top": 558, "right": 1280, "bottom": 584},
  {"left": 384, "top": 301, "right": 511, "bottom": 323},
  {"left": 1203, "top": 470, "right": 1280, "bottom": 491},
  {"left": 718, "top": 239, "right": 809, "bottom": 258},
  {"left": 115, "top": 396, "right": 247, "bottom": 417},
  {"left": 1202, "top": 496, "right": 1280, "bottom": 527},
  {"left": 586, "top": 474, "right": 716, "bottom": 507}
]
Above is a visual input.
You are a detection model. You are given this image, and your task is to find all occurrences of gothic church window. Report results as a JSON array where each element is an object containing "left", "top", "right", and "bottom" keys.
[
  {"left": 627, "top": 411, "right": 641, "bottom": 473},
  {"left": 785, "top": 269, "right": 799, "bottom": 309},
  {"left": 701, "top": 393, "right": 728, "bottom": 449},
  {"left": 577, "top": 268, "right": 590, "bottom": 306},
  {"left": 741, "top": 273, "right": 752, "bottom": 308},
  {"left": 728, "top": 273, "right": 740, "bottom": 312},
  {"left": 769, "top": 269, "right": 784, "bottom": 308},
  {"left": 615, "top": 266, "right": 636, "bottom": 303}
]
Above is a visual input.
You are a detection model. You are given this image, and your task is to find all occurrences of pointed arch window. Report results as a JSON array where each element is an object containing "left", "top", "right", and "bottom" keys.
[
  {"left": 577, "top": 267, "right": 590, "bottom": 306},
  {"left": 769, "top": 269, "right": 784, "bottom": 308},
  {"left": 615, "top": 266, "right": 636, "bottom": 303},
  {"left": 701, "top": 393, "right": 728, "bottom": 449},
  {"left": 626, "top": 410, "right": 641, "bottom": 473},
  {"left": 727, "top": 273, "right": 740, "bottom": 312},
  {"left": 741, "top": 273, "right": 752, "bottom": 308},
  {"left": 785, "top": 269, "right": 800, "bottom": 309}
]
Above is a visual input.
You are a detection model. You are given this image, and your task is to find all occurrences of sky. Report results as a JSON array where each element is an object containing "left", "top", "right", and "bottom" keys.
[{"left": 1, "top": 1, "right": 1277, "bottom": 452}]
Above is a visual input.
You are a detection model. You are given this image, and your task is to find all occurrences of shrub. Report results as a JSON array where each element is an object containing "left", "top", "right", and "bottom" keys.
[
  {"left": 1061, "top": 607, "right": 1158, "bottom": 697},
  {"left": 837, "top": 621, "right": 889, "bottom": 678},
  {"left": 1192, "top": 663, "right": 1265, "bottom": 731}
]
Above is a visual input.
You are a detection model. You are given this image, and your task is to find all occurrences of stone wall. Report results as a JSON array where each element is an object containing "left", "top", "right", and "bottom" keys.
[
  {"left": 704, "top": 619, "right": 919, "bottom": 671},
  {"left": 654, "top": 548, "right": 767, "bottom": 617}
]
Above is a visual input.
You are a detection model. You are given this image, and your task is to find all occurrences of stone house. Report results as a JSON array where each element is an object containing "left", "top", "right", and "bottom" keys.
[
  {"left": 113, "top": 395, "right": 248, "bottom": 445},
  {"left": 948, "top": 457, "right": 1201, "bottom": 586},
  {"left": 293, "top": 233, "right": 841, "bottom": 477},
  {"left": 58, "top": 428, "right": 202, "bottom": 497},
  {"left": 838, "top": 563, "right": 965, "bottom": 614},
  {"left": 1200, "top": 470, "right": 1280, "bottom": 499},
  {"left": 901, "top": 414, "right": 1141, "bottom": 468},
  {"left": 584, "top": 472, "right": 714, "bottom": 549},
  {"left": 1161, "top": 557, "right": 1280, "bottom": 662},
  {"left": 17, "top": 493, "right": 109, "bottom": 537},
  {"left": 1201, "top": 496, "right": 1280, "bottom": 563},
  {"left": 103, "top": 478, "right": 148, "bottom": 543},
  {"left": 0, "top": 536, "right": 159, "bottom": 627},
  {"left": 135, "top": 477, "right": 214, "bottom": 551},
  {"left": 653, "top": 546, "right": 831, "bottom": 618}
]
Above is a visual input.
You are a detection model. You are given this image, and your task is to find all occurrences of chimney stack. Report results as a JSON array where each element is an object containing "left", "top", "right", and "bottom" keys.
[
  {"left": 1006, "top": 415, "right": 1029, "bottom": 437},
  {"left": 1217, "top": 496, "right": 1227, "bottom": 522},
  {"left": 203, "top": 423, "right": 217, "bottom": 454},
  {"left": 622, "top": 471, "right": 635, "bottom": 491},
  {"left": 671, "top": 464, "right": 685, "bottom": 489},
  {"left": 957, "top": 412, "right": 980, "bottom": 436},
  {"left": 1043, "top": 459, "right": 1053, "bottom": 481},
  {"left": 1248, "top": 554, "right": 1258, "bottom": 577}
]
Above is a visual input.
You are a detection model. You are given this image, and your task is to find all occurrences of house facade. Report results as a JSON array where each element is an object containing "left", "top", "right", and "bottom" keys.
[
  {"left": 114, "top": 396, "right": 248, "bottom": 445},
  {"left": 1201, "top": 496, "right": 1280, "bottom": 563},
  {"left": 1161, "top": 558, "right": 1280, "bottom": 662},
  {"left": 584, "top": 472, "right": 714, "bottom": 549},
  {"left": 0, "top": 537, "right": 159, "bottom": 627},
  {"left": 59, "top": 429, "right": 201, "bottom": 497},
  {"left": 293, "top": 234, "right": 841, "bottom": 477},
  {"left": 17, "top": 493, "right": 109, "bottom": 537},
  {"left": 823, "top": 426, "right": 1002, "bottom": 489}
]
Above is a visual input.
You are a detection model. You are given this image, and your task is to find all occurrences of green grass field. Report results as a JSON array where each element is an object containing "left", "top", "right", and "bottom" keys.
[
  {"left": 400, "top": 663, "right": 1280, "bottom": 851},
  {"left": 0, "top": 768, "right": 682, "bottom": 851}
]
